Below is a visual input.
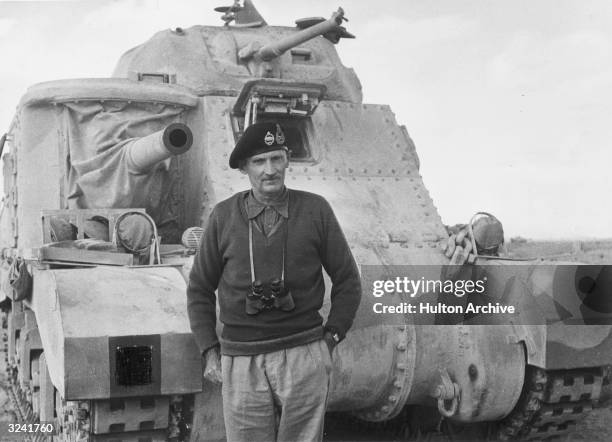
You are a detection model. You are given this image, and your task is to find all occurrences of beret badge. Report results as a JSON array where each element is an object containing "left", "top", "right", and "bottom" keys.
[
  {"left": 275, "top": 124, "right": 286, "bottom": 145},
  {"left": 264, "top": 131, "right": 275, "bottom": 146}
]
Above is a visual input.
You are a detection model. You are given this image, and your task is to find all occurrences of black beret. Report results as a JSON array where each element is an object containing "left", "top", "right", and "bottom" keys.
[{"left": 229, "top": 122, "right": 288, "bottom": 169}]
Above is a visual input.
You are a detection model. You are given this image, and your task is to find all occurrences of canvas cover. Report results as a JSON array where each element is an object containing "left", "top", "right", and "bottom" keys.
[{"left": 16, "top": 79, "right": 198, "bottom": 244}]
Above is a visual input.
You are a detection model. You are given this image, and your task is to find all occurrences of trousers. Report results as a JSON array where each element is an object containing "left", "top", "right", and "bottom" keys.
[{"left": 221, "top": 339, "right": 332, "bottom": 442}]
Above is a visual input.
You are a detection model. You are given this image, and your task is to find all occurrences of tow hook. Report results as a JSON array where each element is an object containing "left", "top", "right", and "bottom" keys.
[{"left": 432, "top": 369, "right": 461, "bottom": 417}]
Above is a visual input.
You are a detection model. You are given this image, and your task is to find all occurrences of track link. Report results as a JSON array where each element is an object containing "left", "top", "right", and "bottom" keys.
[{"left": 499, "top": 365, "right": 611, "bottom": 440}]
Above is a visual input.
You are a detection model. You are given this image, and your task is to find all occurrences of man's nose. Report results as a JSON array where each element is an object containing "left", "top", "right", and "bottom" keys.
[{"left": 264, "top": 160, "right": 275, "bottom": 175}]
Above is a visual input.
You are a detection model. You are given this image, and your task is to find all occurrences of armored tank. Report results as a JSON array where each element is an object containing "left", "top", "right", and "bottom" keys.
[{"left": 1, "top": 1, "right": 611, "bottom": 441}]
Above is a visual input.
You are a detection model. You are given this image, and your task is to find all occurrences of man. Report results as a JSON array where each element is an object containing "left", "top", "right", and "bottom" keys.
[{"left": 187, "top": 121, "right": 361, "bottom": 442}]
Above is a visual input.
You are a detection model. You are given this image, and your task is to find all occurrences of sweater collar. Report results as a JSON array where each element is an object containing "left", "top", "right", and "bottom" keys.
[{"left": 244, "top": 187, "right": 289, "bottom": 219}]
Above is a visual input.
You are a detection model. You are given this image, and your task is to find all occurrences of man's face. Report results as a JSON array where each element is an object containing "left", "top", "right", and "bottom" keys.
[{"left": 240, "top": 149, "right": 289, "bottom": 198}]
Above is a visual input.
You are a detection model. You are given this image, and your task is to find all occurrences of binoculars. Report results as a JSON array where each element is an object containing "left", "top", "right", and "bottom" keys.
[{"left": 246, "top": 278, "right": 295, "bottom": 315}]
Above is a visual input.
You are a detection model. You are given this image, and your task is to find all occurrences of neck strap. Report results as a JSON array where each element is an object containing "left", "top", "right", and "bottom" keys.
[{"left": 248, "top": 219, "right": 287, "bottom": 283}]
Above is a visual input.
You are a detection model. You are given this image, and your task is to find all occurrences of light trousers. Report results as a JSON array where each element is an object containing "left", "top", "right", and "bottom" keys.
[{"left": 221, "top": 339, "right": 332, "bottom": 442}]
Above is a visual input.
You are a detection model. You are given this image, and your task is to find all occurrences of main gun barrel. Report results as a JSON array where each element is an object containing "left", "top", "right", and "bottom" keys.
[
  {"left": 126, "top": 123, "right": 193, "bottom": 174},
  {"left": 256, "top": 8, "right": 346, "bottom": 61}
]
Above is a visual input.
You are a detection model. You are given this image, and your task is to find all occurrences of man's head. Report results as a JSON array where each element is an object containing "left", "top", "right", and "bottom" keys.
[
  {"left": 240, "top": 149, "right": 288, "bottom": 199},
  {"left": 229, "top": 122, "right": 290, "bottom": 199}
]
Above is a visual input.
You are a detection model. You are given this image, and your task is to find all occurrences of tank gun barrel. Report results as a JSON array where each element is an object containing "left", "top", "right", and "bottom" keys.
[
  {"left": 126, "top": 123, "right": 193, "bottom": 174},
  {"left": 256, "top": 7, "right": 346, "bottom": 61}
]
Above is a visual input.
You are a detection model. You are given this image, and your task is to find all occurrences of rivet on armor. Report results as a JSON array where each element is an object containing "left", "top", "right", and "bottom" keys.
[
  {"left": 381, "top": 406, "right": 389, "bottom": 413},
  {"left": 389, "top": 396, "right": 398, "bottom": 403},
  {"left": 396, "top": 343, "right": 406, "bottom": 351}
]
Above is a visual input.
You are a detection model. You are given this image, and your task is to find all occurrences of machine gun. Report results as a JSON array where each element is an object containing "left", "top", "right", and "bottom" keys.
[{"left": 238, "top": 7, "right": 353, "bottom": 77}]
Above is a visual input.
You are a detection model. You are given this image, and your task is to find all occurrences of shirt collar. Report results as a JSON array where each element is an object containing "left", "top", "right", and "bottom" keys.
[{"left": 245, "top": 187, "right": 289, "bottom": 219}]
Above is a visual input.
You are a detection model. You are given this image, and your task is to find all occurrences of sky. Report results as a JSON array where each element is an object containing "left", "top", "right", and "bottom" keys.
[{"left": 0, "top": 0, "right": 611, "bottom": 239}]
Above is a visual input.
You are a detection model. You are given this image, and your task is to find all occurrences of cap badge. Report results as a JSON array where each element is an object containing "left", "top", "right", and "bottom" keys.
[
  {"left": 264, "top": 131, "right": 275, "bottom": 146},
  {"left": 275, "top": 124, "right": 286, "bottom": 145}
]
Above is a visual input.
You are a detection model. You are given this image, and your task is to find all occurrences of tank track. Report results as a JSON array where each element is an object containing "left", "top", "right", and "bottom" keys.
[
  {"left": 498, "top": 365, "right": 612, "bottom": 441},
  {"left": 5, "top": 377, "right": 192, "bottom": 441},
  {"left": 4, "top": 353, "right": 47, "bottom": 441}
]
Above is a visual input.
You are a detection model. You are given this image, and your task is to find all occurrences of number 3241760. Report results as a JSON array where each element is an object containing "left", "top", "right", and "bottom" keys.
[{"left": 8, "top": 423, "right": 55, "bottom": 433}]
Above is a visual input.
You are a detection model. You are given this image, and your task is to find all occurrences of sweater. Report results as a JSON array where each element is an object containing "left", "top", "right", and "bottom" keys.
[{"left": 186, "top": 189, "right": 362, "bottom": 356}]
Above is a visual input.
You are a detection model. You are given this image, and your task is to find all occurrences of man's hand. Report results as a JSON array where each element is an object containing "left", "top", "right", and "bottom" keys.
[
  {"left": 203, "top": 346, "right": 222, "bottom": 384},
  {"left": 323, "top": 331, "right": 337, "bottom": 356}
]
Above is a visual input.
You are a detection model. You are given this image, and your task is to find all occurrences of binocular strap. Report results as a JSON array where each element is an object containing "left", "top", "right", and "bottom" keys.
[{"left": 248, "top": 219, "right": 287, "bottom": 283}]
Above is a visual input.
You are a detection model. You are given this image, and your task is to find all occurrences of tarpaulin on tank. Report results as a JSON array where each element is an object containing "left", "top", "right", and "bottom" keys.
[{"left": 62, "top": 101, "right": 186, "bottom": 239}]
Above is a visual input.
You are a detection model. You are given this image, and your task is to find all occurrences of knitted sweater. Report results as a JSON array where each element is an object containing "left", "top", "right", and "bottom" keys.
[{"left": 186, "top": 189, "right": 362, "bottom": 356}]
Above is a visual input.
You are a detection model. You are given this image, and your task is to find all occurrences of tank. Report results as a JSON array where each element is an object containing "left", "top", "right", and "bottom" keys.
[{"left": 0, "top": 1, "right": 611, "bottom": 441}]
